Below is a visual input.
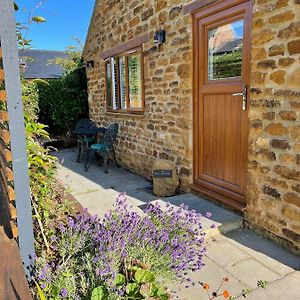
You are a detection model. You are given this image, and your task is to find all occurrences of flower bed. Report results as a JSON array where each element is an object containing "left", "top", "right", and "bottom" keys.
[{"left": 31, "top": 194, "right": 207, "bottom": 299}]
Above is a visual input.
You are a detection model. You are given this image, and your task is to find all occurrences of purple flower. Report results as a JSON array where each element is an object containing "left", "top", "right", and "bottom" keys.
[
  {"left": 58, "top": 223, "right": 66, "bottom": 232},
  {"left": 33, "top": 196, "right": 207, "bottom": 298},
  {"left": 205, "top": 212, "right": 212, "bottom": 219},
  {"left": 60, "top": 288, "right": 68, "bottom": 298}
]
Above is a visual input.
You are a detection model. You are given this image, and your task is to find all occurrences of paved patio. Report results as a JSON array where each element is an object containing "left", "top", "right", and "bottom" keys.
[{"left": 55, "top": 148, "right": 300, "bottom": 300}]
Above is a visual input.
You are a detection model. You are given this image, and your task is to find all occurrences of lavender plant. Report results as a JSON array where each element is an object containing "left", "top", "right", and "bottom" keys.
[{"left": 32, "top": 194, "right": 206, "bottom": 299}]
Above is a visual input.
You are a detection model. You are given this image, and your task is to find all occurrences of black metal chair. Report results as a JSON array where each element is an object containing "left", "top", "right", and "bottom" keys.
[
  {"left": 73, "top": 119, "right": 99, "bottom": 163},
  {"left": 84, "top": 123, "right": 119, "bottom": 173}
]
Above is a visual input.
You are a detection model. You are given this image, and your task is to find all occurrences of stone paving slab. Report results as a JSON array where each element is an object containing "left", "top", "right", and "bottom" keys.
[
  {"left": 161, "top": 193, "right": 243, "bottom": 234},
  {"left": 225, "top": 229, "right": 300, "bottom": 276},
  {"left": 56, "top": 149, "right": 151, "bottom": 194},
  {"left": 224, "top": 258, "right": 281, "bottom": 290},
  {"left": 205, "top": 239, "right": 251, "bottom": 267},
  {"left": 244, "top": 271, "right": 300, "bottom": 300},
  {"left": 75, "top": 189, "right": 145, "bottom": 218},
  {"left": 171, "top": 256, "right": 248, "bottom": 300},
  {"left": 126, "top": 188, "right": 158, "bottom": 203}
]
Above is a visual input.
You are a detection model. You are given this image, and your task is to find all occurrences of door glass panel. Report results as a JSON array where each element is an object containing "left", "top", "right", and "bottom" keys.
[{"left": 208, "top": 19, "right": 244, "bottom": 80}]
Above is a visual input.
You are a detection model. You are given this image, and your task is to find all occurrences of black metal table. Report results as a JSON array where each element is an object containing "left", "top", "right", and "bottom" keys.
[{"left": 73, "top": 126, "right": 106, "bottom": 163}]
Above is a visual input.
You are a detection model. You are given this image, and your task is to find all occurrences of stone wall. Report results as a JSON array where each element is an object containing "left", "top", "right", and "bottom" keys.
[
  {"left": 84, "top": 0, "right": 194, "bottom": 188},
  {"left": 0, "top": 41, "right": 18, "bottom": 238},
  {"left": 84, "top": 0, "right": 300, "bottom": 251},
  {"left": 247, "top": 0, "right": 300, "bottom": 251}
]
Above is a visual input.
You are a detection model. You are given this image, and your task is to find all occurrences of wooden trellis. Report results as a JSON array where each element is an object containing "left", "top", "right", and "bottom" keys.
[{"left": 0, "top": 40, "right": 19, "bottom": 238}]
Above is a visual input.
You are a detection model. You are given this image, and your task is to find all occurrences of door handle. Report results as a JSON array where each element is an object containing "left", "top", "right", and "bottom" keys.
[
  {"left": 232, "top": 84, "right": 247, "bottom": 111},
  {"left": 232, "top": 92, "right": 243, "bottom": 96}
]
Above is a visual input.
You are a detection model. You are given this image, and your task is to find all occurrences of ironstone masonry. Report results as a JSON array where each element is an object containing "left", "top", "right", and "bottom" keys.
[{"left": 83, "top": 0, "right": 300, "bottom": 252}]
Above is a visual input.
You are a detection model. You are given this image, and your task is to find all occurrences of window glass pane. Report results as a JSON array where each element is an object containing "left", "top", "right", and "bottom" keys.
[
  {"left": 208, "top": 19, "right": 243, "bottom": 80},
  {"left": 119, "top": 56, "right": 127, "bottom": 109},
  {"left": 106, "top": 62, "right": 112, "bottom": 107},
  {"left": 111, "top": 58, "right": 119, "bottom": 109},
  {"left": 128, "top": 54, "right": 142, "bottom": 109}
]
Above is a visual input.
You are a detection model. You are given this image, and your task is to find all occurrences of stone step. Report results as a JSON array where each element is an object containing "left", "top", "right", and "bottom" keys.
[{"left": 145, "top": 193, "right": 243, "bottom": 237}]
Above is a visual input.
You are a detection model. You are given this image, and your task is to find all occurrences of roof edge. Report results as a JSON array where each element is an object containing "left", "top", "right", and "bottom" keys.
[
  {"left": 82, "top": 0, "right": 99, "bottom": 59},
  {"left": 18, "top": 49, "right": 66, "bottom": 53}
]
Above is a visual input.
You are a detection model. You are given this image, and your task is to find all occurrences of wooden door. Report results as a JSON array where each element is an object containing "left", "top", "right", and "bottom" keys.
[{"left": 192, "top": 0, "right": 252, "bottom": 210}]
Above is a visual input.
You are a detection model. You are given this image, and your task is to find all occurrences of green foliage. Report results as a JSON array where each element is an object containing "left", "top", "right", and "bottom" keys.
[
  {"left": 212, "top": 50, "right": 242, "bottom": 79},
  {"left": 225, "top": 280, "right": 268, "bottom": 300},
  {"left": 34, "top": 280, "right": 47, "bottom": 300},
  {"left": 14, "top": 2, "right": 19, "bottom": 11},
  {"left": 114, "top": 274, "right": 126, "bottom": 287},
  {"left": 257, "top": 280, "right": 268, "bottom": 289},
  {"left": 49, "top": 37, "right": 84, "bottom": 74},
  {"left": 16, "top": 2, "right": 88, "bottom": 136},
  {"left": 15, "top": 1, "right": 47, "bottom": 49},
  {"left": 34, "top": 65, "right": 88, "bottom": 135},
  {"left": 92, "top": 266, "right": 169, "bottom": 300},
  {"left": 22, "top": 80, "right": 72, "bottom": 254},
  {"left": 91, "top": 286, "right": 108, "bottom": 300},
  {"left": 134, "top": 268, "right": 155, "bottom": 284},
  {"left": 22, "top": 78, "right": 39, "bottom": 118},
  {"left": 31, "top": 16, "right": 46, "bottom": 23},
  {"left": 32, "top": 40, "right": 89, "bottom": 136}
]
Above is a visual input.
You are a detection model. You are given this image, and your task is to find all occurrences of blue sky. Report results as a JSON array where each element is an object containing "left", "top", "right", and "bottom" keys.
[{"left": 16, "top": 0, "right": 95, "bottom": 50}]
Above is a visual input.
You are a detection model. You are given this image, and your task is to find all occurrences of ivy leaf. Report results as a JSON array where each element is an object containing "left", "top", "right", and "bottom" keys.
[
  {"left": 14, "top": 2, "right": 19, "bottom": 11},
  {"left": 91, "top": 286, "right": 107, "bottom": 300},
  {"left": 31, "top": 16, "right": 46, "bottom": 23},
  {"left": 134, "top": 268, "right": 155, "bottom": 284},
  {"left": 114, "top": 274, "right": 126, "bottom": 287}
]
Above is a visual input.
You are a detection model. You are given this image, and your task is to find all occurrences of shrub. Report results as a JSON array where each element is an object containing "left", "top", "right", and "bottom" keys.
[
  {"left": 34, "top": 66, "right": 89, "bottom": 136},
  {"left": 22, "top": 80, "right": 72, "bottom": 254},
  {"left": 22, "top": 78, "right": 39, "bottom": 118},
  {"left": 32, "top": 195, "right": 206, "bottom": 299}
]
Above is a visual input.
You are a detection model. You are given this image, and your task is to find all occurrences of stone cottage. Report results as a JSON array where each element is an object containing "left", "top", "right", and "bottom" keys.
[{"left": 83, "top": 0, "right": 300, "bottom": 253}]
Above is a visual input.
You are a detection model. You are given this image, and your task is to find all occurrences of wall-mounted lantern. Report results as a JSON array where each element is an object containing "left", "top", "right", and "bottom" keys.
[
  {"left": 86, "top": 60, "right": 95, "bottom": 69},
  {"left": 153, "top": 29, "right": 166, "bottom": 44}
]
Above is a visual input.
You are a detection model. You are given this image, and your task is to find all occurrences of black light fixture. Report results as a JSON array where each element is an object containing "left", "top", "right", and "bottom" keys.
[
  {"left": 86, "top": 60, "right": 95, "bottom": 69},
  {"left": 153, "top": 29, "right": 166, "bottom": 44}
]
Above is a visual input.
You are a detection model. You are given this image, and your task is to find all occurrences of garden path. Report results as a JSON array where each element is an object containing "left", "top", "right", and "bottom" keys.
[{"left": 55, "top": 148, "right": 300, "bottom": 300}]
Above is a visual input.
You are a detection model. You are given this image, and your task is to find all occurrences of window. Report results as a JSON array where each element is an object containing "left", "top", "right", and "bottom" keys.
[{"left": 105, "top": 47, "right": 144, "bottom": 113}]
